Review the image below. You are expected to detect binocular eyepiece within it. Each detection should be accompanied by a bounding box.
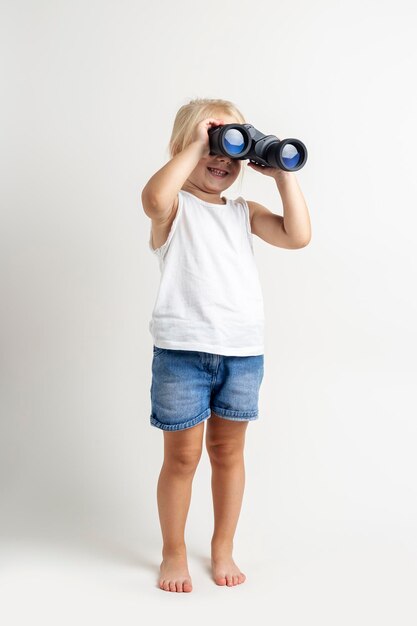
[208,123,308,172]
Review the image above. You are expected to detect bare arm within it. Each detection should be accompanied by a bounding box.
[247,162,311,247]
[275,171,311,244]
[141,117,225,218]
[141,141,205,217]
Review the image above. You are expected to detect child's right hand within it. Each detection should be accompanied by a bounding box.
[192,118,225,156]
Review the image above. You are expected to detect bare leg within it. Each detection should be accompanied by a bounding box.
[205,412,249,586]
[157,421,204,592]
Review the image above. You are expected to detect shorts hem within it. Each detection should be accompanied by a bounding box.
[210,405,259,421]
[150,407,212,431]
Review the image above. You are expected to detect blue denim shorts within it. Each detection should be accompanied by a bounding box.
[150,346,264,431]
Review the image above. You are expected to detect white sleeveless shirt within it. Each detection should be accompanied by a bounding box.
[148,189,264,356]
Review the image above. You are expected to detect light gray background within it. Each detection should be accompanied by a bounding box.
[1,0,416,623]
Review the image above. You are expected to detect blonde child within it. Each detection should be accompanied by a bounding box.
[141,98,311,592]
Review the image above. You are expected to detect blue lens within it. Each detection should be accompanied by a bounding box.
[224,129,246,155]
[282,143,301,169]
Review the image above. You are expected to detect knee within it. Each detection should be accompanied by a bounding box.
[206,441,243,466]
[164,446,202,474]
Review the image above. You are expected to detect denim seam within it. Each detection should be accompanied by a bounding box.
[209,354,220,395]
[210,405,259,418]
[150,407,211,431]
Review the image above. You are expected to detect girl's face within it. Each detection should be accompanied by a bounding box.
[188,114,242,196]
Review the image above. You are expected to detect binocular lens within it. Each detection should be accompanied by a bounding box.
[282,143,302,169]
[224,128,247,155]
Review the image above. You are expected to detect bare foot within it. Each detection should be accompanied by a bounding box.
[159,551,193,592]
[211,548,246,586]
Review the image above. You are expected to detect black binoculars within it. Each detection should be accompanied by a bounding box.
[208,123,308,172]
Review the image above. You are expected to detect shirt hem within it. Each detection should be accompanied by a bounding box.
[152,339,264,356]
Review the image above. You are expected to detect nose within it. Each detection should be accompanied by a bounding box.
[216,155,233,166]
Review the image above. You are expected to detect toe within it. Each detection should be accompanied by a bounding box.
[226,575,233,586]
[169,581,176,592]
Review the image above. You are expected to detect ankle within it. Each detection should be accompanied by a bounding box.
[211,538,234,553]
[162,542,187,558]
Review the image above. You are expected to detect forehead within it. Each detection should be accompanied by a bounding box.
[214,112,240,125]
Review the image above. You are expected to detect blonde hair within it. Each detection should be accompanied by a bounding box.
[168,97,247,193]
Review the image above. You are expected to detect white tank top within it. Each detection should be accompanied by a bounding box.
[148,189,264,356]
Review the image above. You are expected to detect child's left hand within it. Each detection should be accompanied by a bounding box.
[247,161,291,181]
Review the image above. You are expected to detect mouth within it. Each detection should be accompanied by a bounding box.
[207,167,229,178]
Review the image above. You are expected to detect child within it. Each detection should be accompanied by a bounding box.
[141,98,311,592]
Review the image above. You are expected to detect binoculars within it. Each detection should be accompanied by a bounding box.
[208,123,308,172]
